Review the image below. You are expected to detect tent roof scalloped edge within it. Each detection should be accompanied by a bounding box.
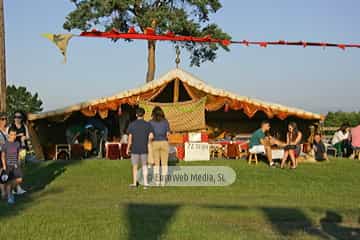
[28,68,324,121]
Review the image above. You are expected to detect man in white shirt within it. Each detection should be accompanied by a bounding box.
[331,124,350,156]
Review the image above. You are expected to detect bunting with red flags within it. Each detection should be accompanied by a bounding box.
[42,27,360,62]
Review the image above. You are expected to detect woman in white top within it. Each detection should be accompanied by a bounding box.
[331,124,350,156]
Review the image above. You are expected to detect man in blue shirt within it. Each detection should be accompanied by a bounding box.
[249,120,275,167]
[126,108,154,188]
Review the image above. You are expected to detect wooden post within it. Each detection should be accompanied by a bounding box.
[0,0,6,112]
[173,78,180,102]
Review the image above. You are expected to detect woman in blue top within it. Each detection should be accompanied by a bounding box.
[149,106,170,186]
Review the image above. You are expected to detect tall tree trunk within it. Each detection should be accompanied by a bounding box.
[146,40,156,82]
[0,0,6,112]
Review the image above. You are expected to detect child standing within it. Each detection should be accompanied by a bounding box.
[1,127,23,204]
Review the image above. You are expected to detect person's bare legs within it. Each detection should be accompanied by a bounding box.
[289,150,297,168]
[152,142,161,186]
[142,164,148,186]
[131,165,138,186]
[265,145,273,165]
[281,151,289,168]
[160,142,169,186]
[6,181,15,200]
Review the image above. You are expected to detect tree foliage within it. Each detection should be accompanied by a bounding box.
[6,85,43,118]
[63,0,231,67]
[324,111,360,127]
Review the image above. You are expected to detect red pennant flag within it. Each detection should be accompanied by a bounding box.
[260,42,268,48]
[128,26,136,34]
[338,44,346,50]
[145,27,155,35]
[110,28,120,34]
[166,31,175,37]
[221,39,231,46]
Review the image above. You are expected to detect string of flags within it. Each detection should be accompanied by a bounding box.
[42,27,360,63]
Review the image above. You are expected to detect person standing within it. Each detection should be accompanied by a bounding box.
[0,112,7,199]
[281,122,302,169]
[1,127,23,204]
[331,123,350,157]
[118,105,130,139]
[7,111,27,194]
[8,111,29,149]
[149,106,170,186]
[126,108,153,189]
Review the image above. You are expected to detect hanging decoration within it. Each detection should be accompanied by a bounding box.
[42,33,73,63]
[42,28,360,62]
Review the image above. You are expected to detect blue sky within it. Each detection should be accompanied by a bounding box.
[5,0,360,113]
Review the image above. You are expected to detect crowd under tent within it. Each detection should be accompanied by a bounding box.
[27,68,324,160]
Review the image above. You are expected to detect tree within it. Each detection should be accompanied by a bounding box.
[324,111,360,127]
[6,85,43,118]
[63,0,231,82]
[0,0,7,112]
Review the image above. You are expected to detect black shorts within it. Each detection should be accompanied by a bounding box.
[284,145,297,150]
[6,166,23,181]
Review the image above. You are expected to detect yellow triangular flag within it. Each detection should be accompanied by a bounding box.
[42,33,73,63]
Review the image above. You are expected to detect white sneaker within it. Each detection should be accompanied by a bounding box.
[16,186,26,195]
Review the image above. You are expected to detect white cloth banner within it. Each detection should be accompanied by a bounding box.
[184,142,210,161]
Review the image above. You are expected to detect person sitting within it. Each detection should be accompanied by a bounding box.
[281,122,302,169]
[87,118,109,157]
[331,123,350,157]
[313,133,328,161]
[350,124,360,159]
[249,120,275,167]
[65,124,84,144]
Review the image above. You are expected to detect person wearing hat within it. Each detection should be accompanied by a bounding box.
[0,112,8,199]
[7,111,29,149]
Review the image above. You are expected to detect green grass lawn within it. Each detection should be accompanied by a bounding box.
[0,158,359,240]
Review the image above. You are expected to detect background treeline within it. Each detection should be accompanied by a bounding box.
[324,111,360,127]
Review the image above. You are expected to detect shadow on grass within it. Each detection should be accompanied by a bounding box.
[125,203,358,239]
[207,205,359,239]
[0,160,80,220]
[261,207,329,239]
[320,211,360,240]
[126,203,179,240]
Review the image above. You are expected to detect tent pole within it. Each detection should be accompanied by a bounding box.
[173,78,180,102]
